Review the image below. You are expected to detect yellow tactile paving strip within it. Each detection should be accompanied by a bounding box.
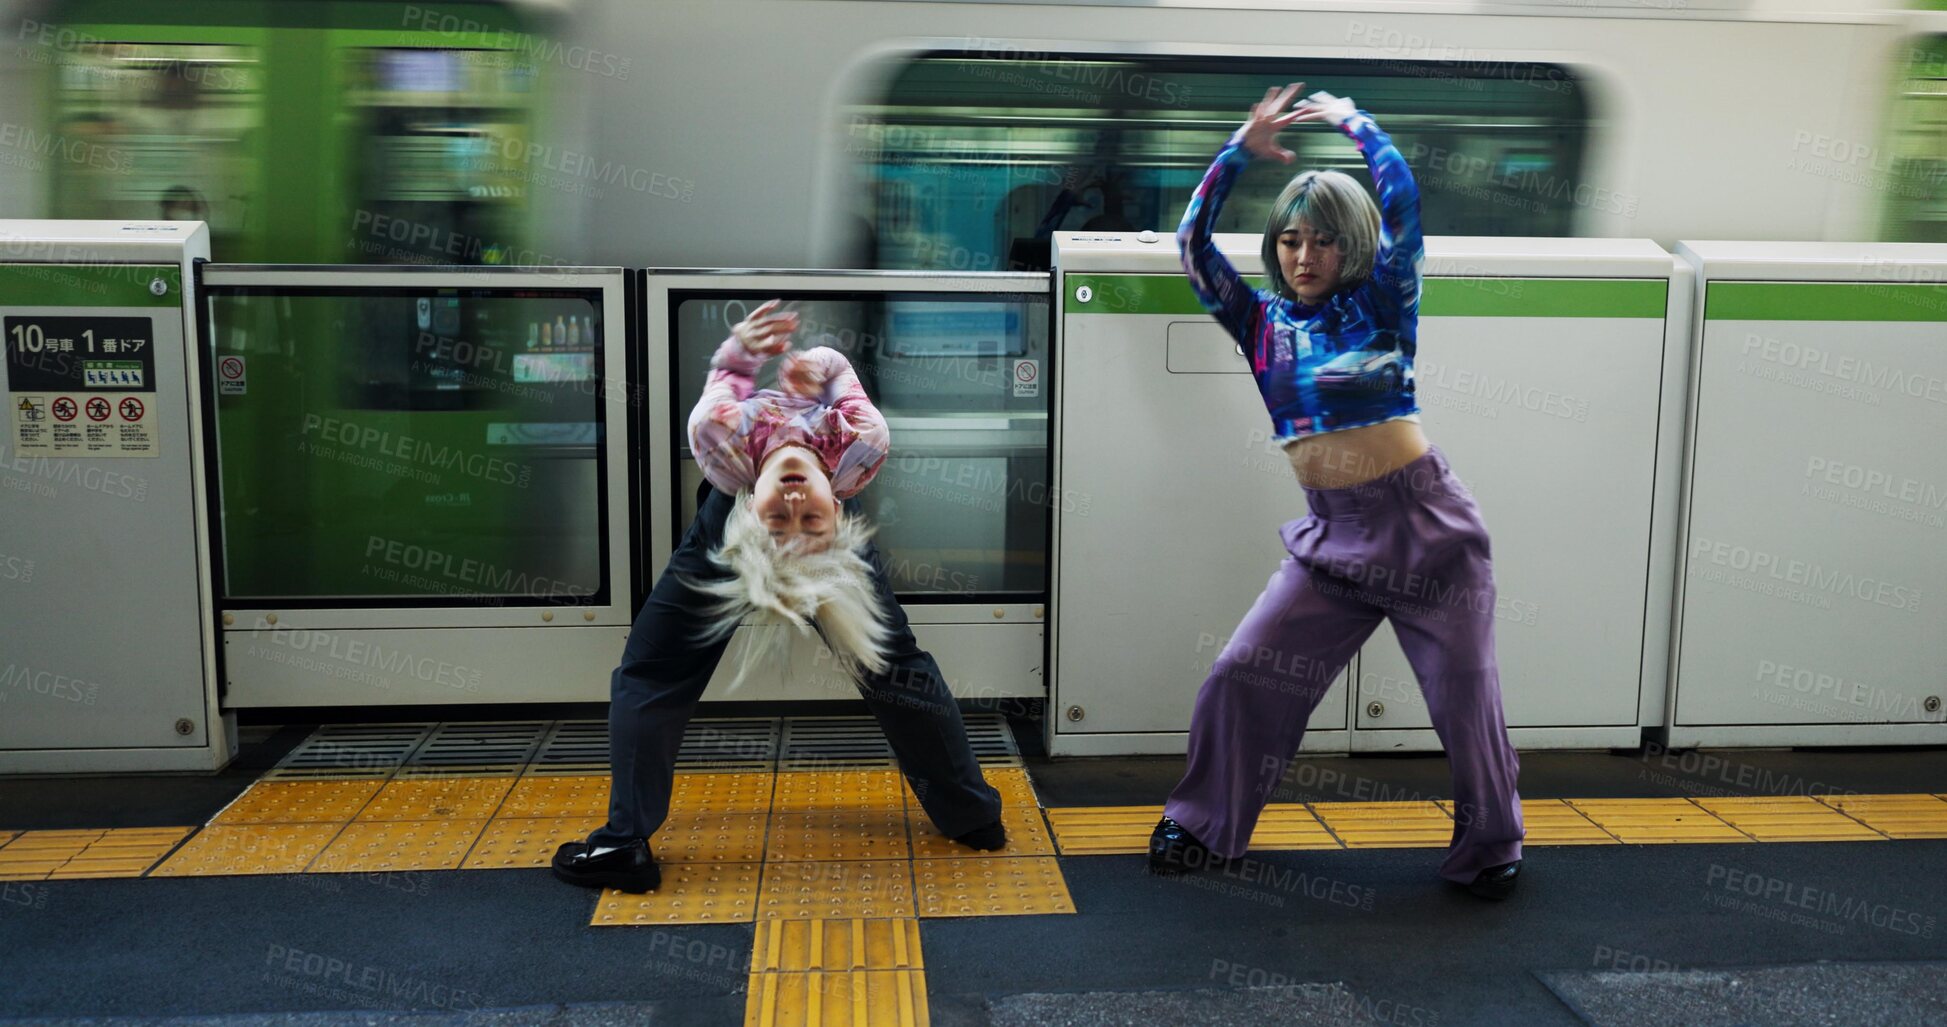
[1816,793,1947,838]
[309,819,491,873]
[913,857,1075,918]
[765,811,911,863]
[355,777,515,822]
[497,775,610,818]
[463,815,605,870]
[1692,795,1887,842]
[773,770,904,811]
[211,780,385,824]
[1313,801,1456,847]
[1459,798,1619,846]
[595,862,763,924]
[752,918,924,972]
[745,919,931,1026]
[1564,798,1752,844]
[0,827,194,880]
[151,824,345,877]
[744,968,928,1027]
[758,860,916,920]
[1041,794,1924,854]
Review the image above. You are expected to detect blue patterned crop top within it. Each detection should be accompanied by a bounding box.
[1177,108,1425,442]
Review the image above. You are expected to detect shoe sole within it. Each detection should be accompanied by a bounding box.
[551,864,660,894]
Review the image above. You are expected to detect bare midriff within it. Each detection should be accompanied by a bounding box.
[1283,417,1431,490]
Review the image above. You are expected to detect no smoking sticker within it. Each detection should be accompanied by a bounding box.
[1012,358,1040,398]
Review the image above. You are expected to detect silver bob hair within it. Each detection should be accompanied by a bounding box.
[691,490,893,686]
[1259,169,1382,301]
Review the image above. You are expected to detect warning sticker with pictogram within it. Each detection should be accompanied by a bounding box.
[217,354,246,396]
[1012,358,1040,398]
[7,313,161,458]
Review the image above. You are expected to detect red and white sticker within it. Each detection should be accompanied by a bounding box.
[218,355,246,395]
[1012,358,1040,398]
[10,391,157,458]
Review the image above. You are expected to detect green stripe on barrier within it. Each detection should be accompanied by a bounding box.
[0,265,181,307]
[1063,274,1665,317]
[1704,282,1947,322]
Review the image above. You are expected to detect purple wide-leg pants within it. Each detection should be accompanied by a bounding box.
[1163,446,1524,883]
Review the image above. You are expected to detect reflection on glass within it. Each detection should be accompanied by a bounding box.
[209,287,606,603]
[48,43,262,253]
[342,48,536,264]
[1883,37,1947,242]
[843,53,1589,271]
[672,291,1050,597]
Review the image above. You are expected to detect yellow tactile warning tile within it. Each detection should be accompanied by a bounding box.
[1692,796,1886,842]
[1311,801,1454,848]
[654,813,770,864]
[904,767,1040,811]
[463,815,604,869]
[907,809,1056,859]
[1431,798,1618,846]
[750,918,924,973]
[758,860,915,920]
[1043,806,1163,855]
[592,862,762,925]
[1817,794,1947,839]
[354,777,515,822]
[0,830,102,878]
[0,827,198,880]
[308,818,490,873]
[150,824,345,876]
[1565,798,1750,844]
[743,969,928,1027]
[1248,806,1342,850]
[913,856,1076,918]
[49,827,196,879]
[765,811,910,862]
[670,772,776,814]
[211,780,384,825]
[772,770,905,812]
[498,775,610,818]
[1,831,98,879]
[983,767,1041,808]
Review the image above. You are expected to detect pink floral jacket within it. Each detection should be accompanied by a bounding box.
[687,336,890,499]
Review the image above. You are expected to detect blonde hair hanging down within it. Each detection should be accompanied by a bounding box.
[691,490,894,690]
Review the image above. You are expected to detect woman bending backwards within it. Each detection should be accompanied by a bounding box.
[554,300,1005,893]
[1149,84,1525,899]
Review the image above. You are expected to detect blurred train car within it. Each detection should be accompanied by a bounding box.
[0,0,1941,270]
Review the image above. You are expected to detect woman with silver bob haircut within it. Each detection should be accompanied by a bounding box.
[691,481,891,682]
[551,300,1007,896]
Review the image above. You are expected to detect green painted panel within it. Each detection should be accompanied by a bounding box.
[1063,274,1667,318]
[1704,282,1947,322]
[0,264,180,307]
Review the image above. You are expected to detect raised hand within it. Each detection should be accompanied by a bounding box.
[1289,90,1357,129]
[730,298,799,357]
[1238,82,1308,164]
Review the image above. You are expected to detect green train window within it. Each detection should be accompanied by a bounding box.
[844,51,1591,272]
[1882,36,1946,242]
[47,43,264,256]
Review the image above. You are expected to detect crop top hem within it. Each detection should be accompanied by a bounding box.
[1275,409,1422,448]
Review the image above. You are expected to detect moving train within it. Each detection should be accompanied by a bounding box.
[0,0,1941,271]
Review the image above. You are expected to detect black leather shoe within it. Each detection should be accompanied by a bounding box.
[1463,860,1520,900]
[953,821,1007,851]
[552,839,659,893]
[1148,816,1223,875]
